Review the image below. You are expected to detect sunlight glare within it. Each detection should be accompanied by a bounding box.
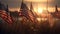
[38,8,43,14]
[37,18,41,22]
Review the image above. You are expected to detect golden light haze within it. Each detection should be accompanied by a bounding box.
[9,0,60,14]
[9,8,20,12]
[9,7,60,12]
[25,0,53,2]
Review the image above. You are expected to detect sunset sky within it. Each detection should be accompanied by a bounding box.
[1,0,60,12]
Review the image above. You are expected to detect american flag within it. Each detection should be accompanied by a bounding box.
[0,10,14,24]
[20,1,33,22]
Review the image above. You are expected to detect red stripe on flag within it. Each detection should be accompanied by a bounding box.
[0,11,14,24]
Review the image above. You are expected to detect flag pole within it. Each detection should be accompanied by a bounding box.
[46,0,48,21]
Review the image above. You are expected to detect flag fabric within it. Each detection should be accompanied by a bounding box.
[20,1,33,22]
[50,5,60,19]
[29,2,38,23]
[20,1,38,23]
[0,10,14,24]
[30,2,35,19]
